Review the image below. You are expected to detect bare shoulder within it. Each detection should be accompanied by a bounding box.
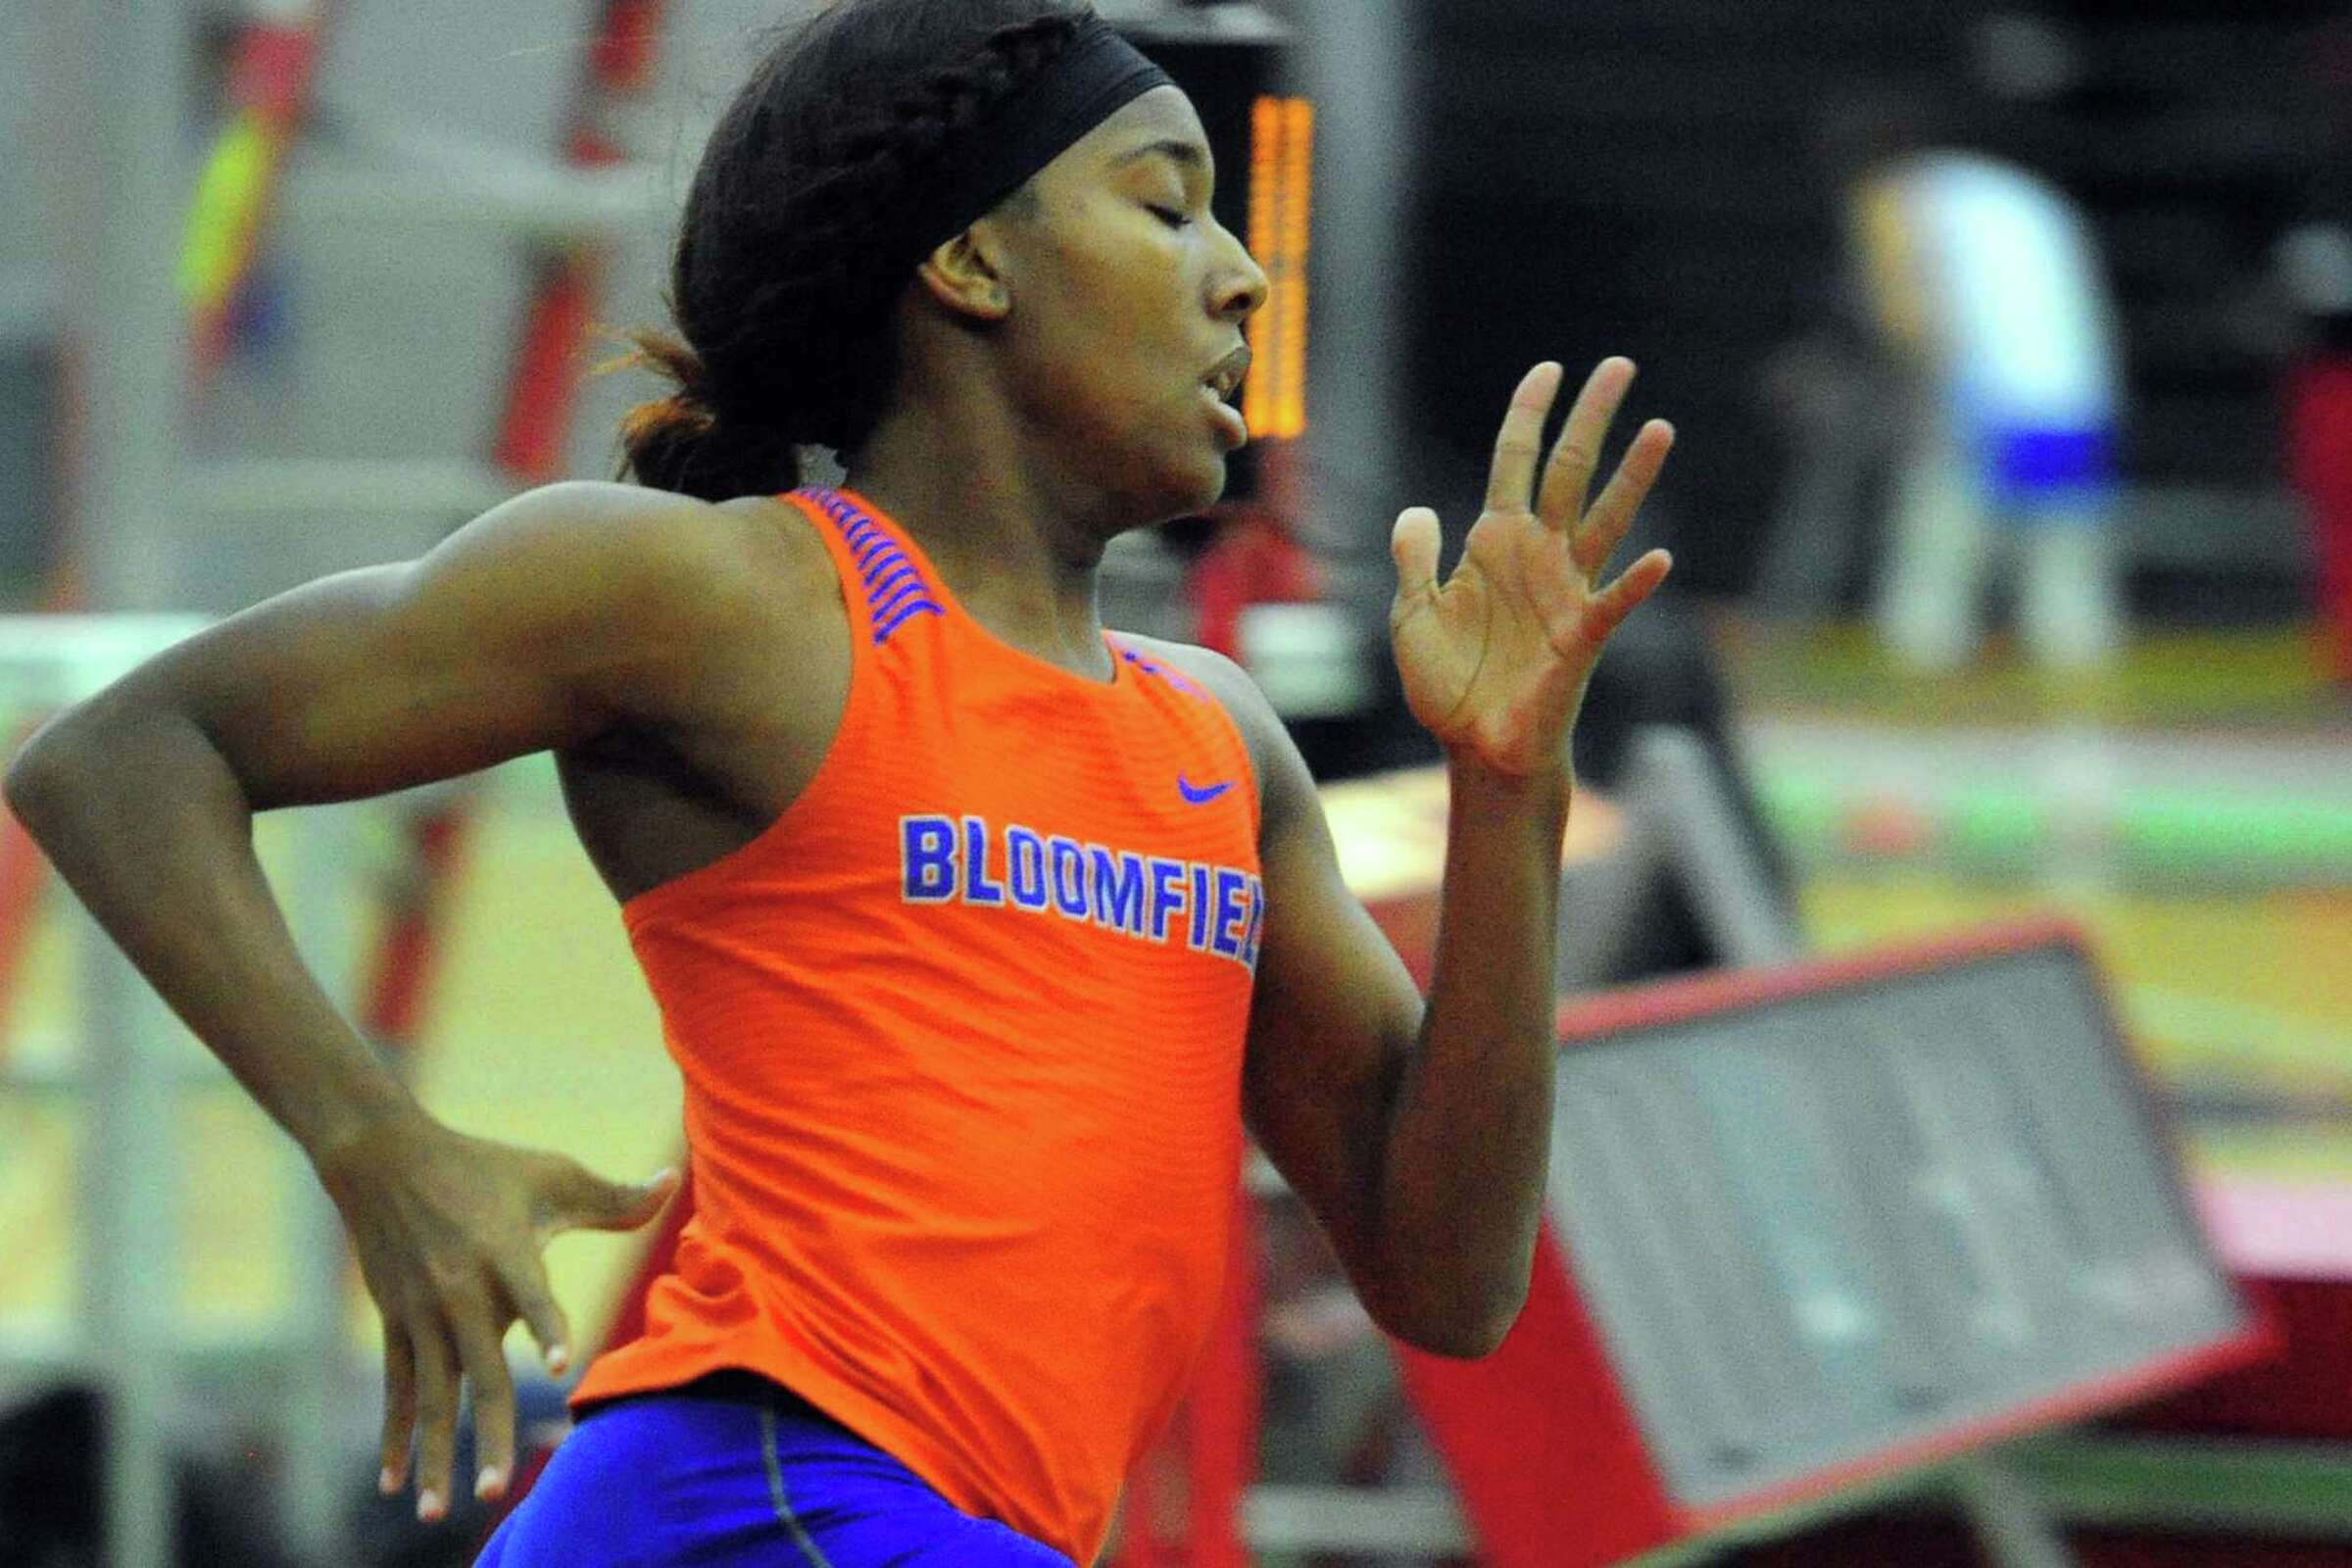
[402,480,848,745]
[1121,635,1315,835]
[35,482,849,811]
[447,480,836,627]
[1123,635,1275,737]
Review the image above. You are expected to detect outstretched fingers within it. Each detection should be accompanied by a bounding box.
[455,1298,516,1501]
[378,1324,416,1495]
[1391,507,1444,609]
[1577,548,1676,647]
[1537,358,1637,530]
[500,1257,573,1377]
[1573,418,1675,579]
[540,1159,677,1237]
[410,1323,461,1522]
[1484,363,1565,516]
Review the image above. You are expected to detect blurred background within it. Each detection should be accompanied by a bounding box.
[1,0,2349,1564]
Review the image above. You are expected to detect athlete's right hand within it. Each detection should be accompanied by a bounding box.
[314,1113,678,1523]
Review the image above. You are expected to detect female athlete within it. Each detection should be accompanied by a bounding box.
[6,1,1673,1562]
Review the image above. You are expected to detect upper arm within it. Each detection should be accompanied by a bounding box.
[48,481,784,809]
[1156,644,1425,1279]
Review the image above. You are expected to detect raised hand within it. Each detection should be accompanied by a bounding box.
[1390,359,1675,776]
[316,1119,677,1522]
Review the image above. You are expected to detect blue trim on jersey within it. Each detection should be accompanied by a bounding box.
[475,1385,1075,1566]
[1110,639,1208,699]
[859,546,911,586]
[873,598,948,643]
[800,487,947,645]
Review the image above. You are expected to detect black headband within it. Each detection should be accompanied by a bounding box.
[918,15,1175,255]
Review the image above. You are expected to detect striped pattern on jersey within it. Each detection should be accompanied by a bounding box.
[572,486,1263,1565]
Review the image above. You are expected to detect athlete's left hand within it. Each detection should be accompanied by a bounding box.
[1390,358,1674,777]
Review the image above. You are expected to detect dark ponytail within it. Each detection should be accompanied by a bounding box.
[614,328,804,500]
[616,0,1090,501]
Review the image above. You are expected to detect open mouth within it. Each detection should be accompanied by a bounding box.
[1204,346,1251,404]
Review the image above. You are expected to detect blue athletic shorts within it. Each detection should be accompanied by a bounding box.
[476,1375,1077,1566]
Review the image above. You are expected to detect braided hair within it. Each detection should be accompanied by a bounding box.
[618,0,1090,501]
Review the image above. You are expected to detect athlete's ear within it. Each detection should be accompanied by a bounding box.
[914,220,1014,324]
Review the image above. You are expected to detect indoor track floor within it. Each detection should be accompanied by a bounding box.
[1729,618,2352,1186]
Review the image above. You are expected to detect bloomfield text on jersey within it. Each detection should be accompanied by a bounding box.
[900,813,1265,971]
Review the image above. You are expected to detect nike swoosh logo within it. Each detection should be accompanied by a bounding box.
[1178,775,1234,806]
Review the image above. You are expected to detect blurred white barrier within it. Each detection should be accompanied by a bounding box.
[0,612,365,1567]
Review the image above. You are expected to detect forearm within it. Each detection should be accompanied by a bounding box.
[1373,757,1567,1354]
[7,704,424,1164]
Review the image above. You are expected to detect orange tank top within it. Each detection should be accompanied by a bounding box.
[570,486,1263,1562]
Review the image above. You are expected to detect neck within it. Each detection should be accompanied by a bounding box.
[843,381,1132,681]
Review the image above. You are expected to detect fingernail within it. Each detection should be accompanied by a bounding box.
[417,1490,444,1522]
[545,1345,570,1375]
[476,1466,505,1499]
[378,1467,398,1495]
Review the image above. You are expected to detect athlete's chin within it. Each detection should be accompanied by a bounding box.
[1156,446,1231,517]
[1104,464,1225,533]
[1181,452,1231,512]
[1091,431,1233,530]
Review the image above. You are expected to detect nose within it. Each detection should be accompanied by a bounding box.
[1212,220,1270,322]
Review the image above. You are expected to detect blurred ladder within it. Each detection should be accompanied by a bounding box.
[46,0,681,1562]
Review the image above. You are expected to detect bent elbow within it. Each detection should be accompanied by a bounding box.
[5,723,78,826]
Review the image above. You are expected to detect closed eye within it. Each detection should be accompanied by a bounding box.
[1148,205,1194,230]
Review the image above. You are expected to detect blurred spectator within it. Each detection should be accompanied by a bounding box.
[1855,127,2126,671]
[1781,91,2128,673]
